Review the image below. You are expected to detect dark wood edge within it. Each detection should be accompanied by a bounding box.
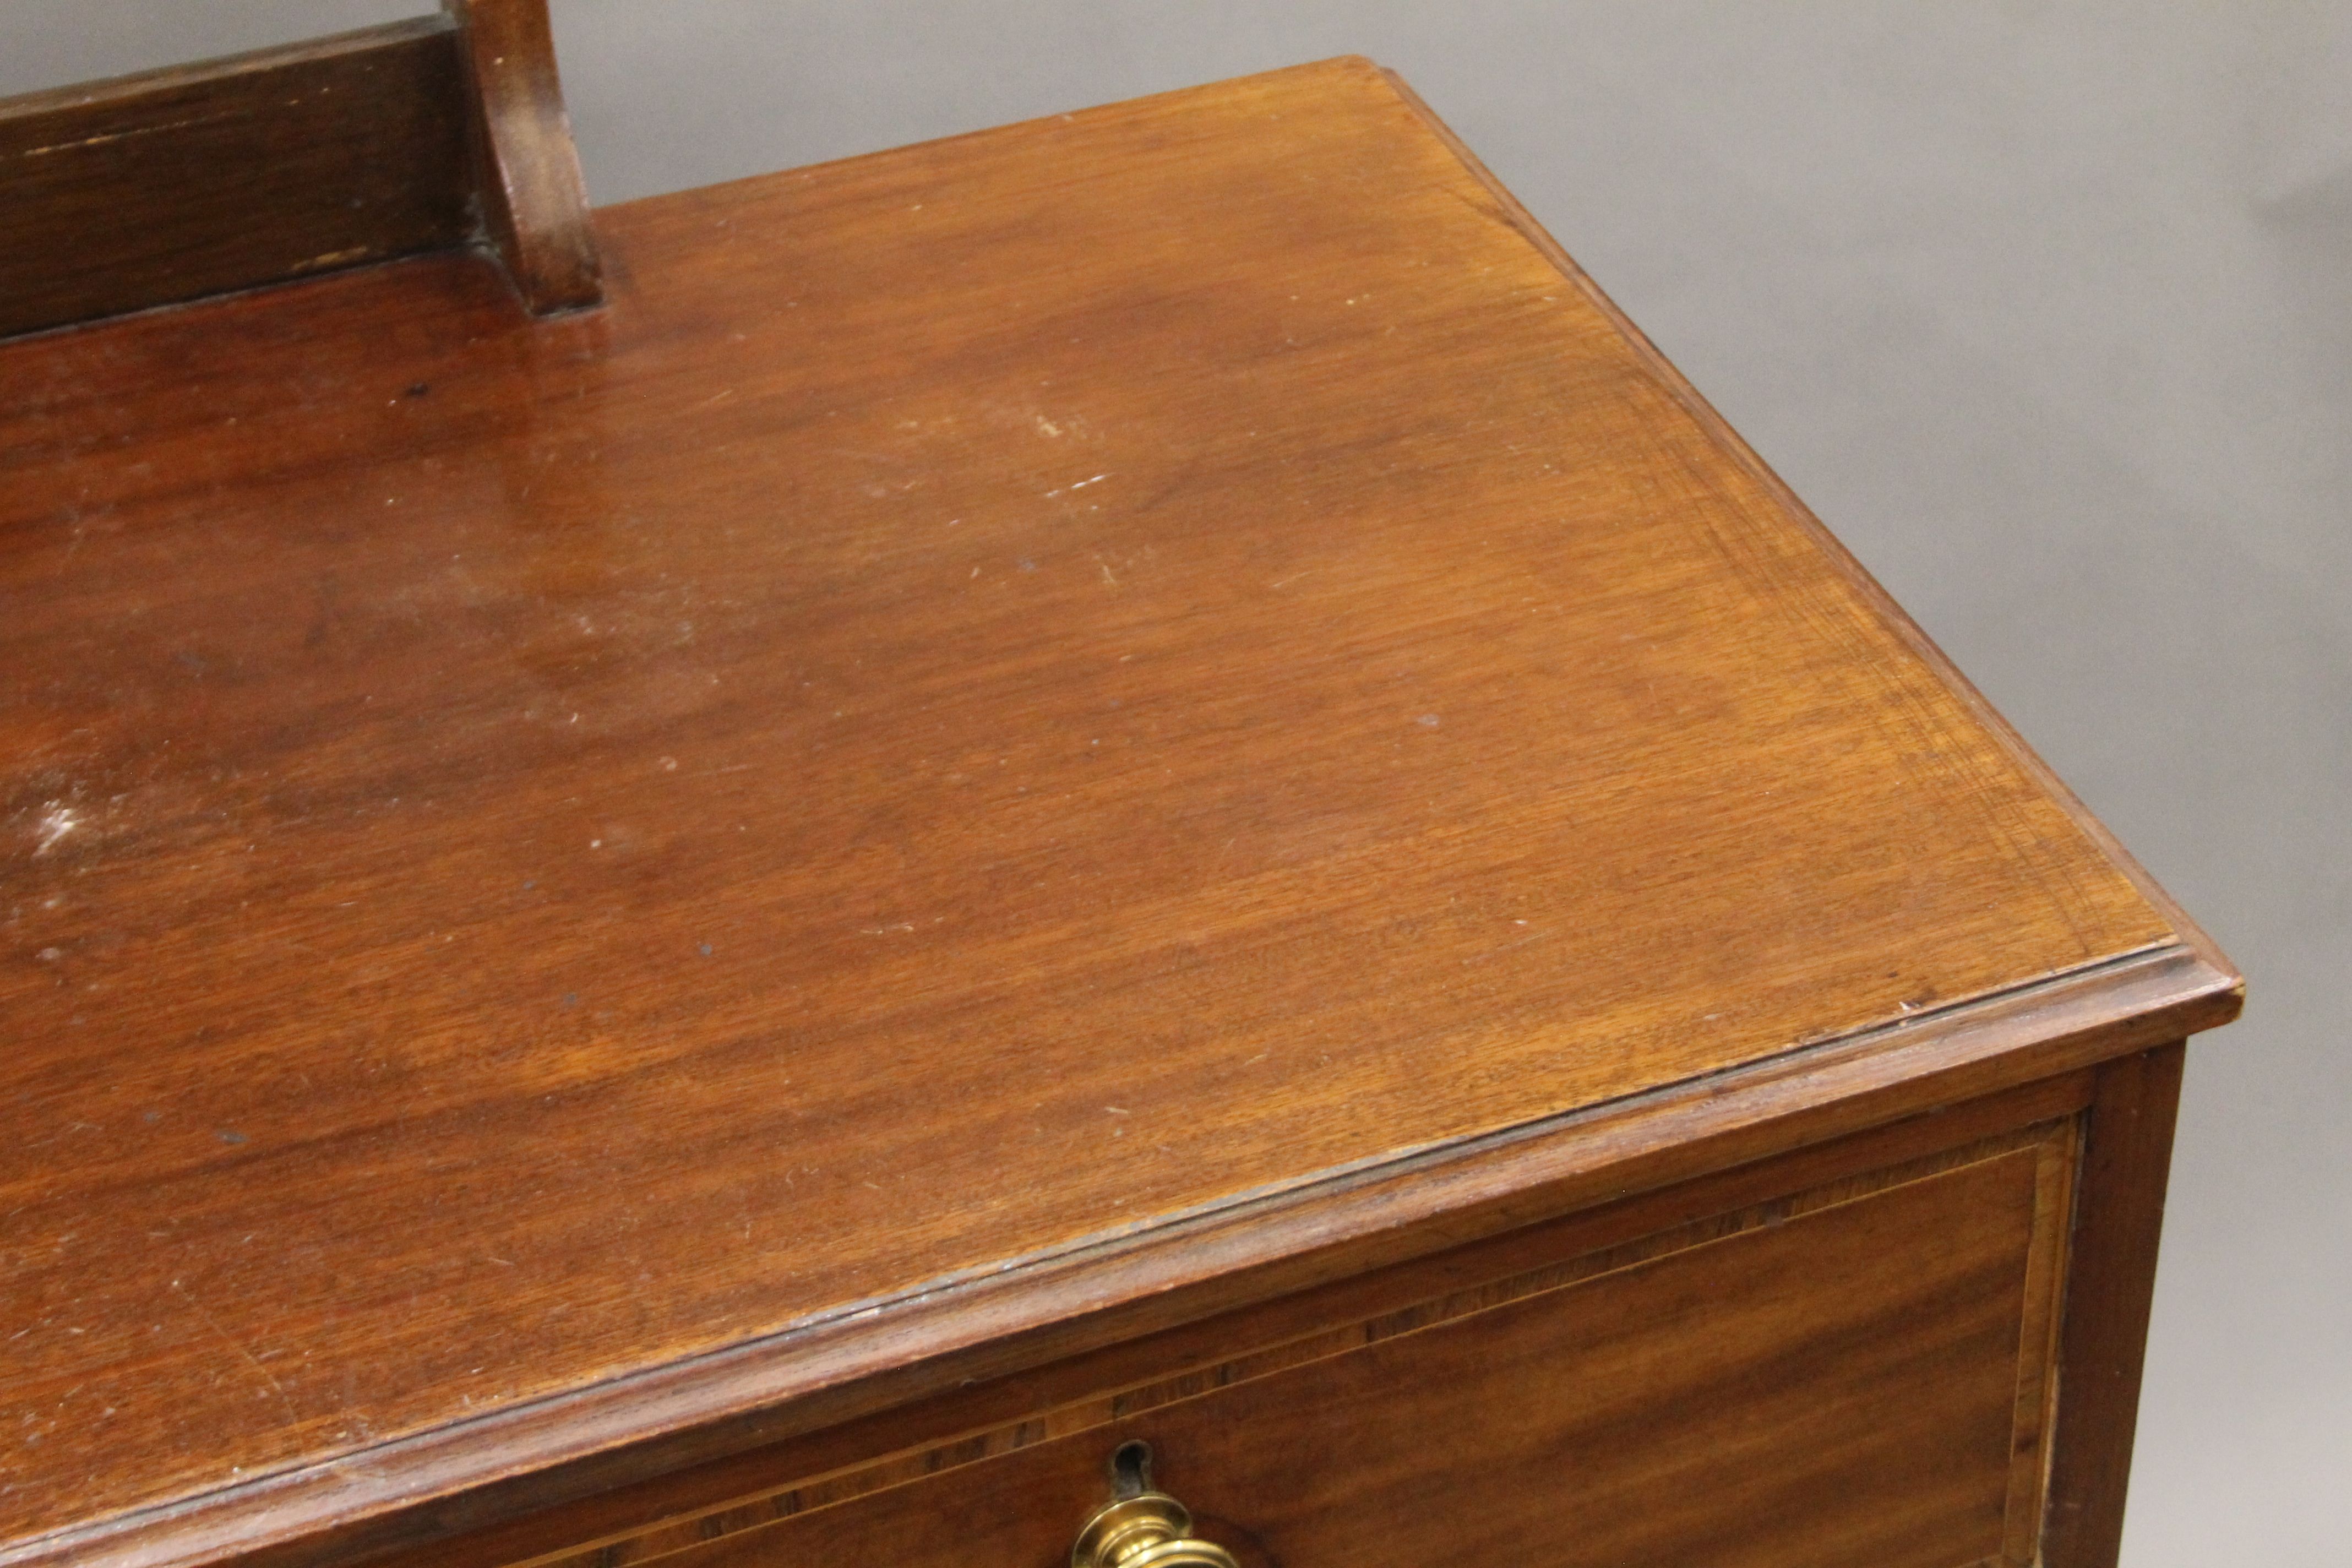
[1373,65,2243,988]
[444,0,604,314]
[2040,1041,2187,1567]
[0,19,471,341]
[0,17,456,118]
[0,941,2235,1568]
[0,3,600,340]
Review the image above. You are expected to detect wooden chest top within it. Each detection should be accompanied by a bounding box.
[0,56,2232,1564]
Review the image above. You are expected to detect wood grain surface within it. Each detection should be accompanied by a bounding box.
[639,1135,2068,1568]
[0,57,2232,1567]
[0,19,472,340]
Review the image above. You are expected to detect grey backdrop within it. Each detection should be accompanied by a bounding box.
[6,4,2344,1564]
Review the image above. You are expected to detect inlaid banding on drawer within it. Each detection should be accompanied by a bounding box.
[520,1120,2075,1568]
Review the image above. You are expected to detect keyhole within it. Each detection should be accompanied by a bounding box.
[1110,1439,1153,1498]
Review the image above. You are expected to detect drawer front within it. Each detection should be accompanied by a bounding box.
[601,1127,2071,1568]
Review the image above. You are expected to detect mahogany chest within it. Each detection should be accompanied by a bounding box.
[1,32,2239,1568]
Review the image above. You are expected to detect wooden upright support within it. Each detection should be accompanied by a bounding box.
[445,0,604,314]
[0,0,600,339]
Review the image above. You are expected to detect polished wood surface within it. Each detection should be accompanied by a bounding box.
[0,57,2235,1568]
[446,0,604,313]
[0,19,471,339]
[637,1131,2071,1568]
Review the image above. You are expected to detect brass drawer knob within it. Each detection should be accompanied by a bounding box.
[1070,1491,1240,1568]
